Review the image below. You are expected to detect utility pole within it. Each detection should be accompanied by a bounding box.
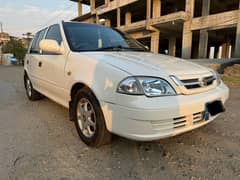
[0,22,3,65]
[0,22,3,33]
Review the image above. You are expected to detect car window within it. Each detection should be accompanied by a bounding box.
[30,28,47,54]
[45,24,62,45]
[30,32,39,53]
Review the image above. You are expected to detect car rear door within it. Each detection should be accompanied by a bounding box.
[26,28,47,91]
[25,31,39,78]
[40,24,68,106]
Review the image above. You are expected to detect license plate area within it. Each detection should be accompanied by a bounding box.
[206,100,225,117]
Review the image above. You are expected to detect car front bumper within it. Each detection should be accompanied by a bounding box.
[100,82,229,141]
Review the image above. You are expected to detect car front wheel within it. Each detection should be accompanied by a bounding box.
[73,88,111,147]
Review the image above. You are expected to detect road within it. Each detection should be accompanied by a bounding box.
[0,66,240,180]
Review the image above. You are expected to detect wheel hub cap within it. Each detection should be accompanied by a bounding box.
[77,98,96,138]
[27,79,32,97]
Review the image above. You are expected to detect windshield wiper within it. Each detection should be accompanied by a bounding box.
[94,45,146,52]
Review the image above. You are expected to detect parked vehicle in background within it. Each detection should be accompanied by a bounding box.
[24,22,229,147]
[2,53,17,65]
[9,55,17,64]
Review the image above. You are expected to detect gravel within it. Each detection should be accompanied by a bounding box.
[0,66,240,180]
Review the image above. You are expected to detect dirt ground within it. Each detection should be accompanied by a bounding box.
[224,64,240,76]
[0,66,240,180]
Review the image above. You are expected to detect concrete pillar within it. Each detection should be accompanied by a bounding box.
[90,0,95,12]
[169,37,176,56]
[226,41,232,58]
[182,0,194,59]
[125,11,132,25]
[147,0,151,20]
[96,15,99,24]
[235,10,240,57]
[182,21,193,59]
[78,0,83,16]
[222,42,232,59]
[209,46,215,59]
[221,43,228,58]
[117,8,121,27]
[202,0,210,16]
[198,30,208,58]
[197,0,210,58]
[185,0,195,17]
[152,0,161,18]
[151,32,160,54]
[105,19,111,27]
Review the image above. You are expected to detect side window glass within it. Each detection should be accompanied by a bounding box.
[45,24,62,45]
[30,32,39,53]
[30,28,47,54]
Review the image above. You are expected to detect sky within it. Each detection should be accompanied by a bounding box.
[0,0,89,37]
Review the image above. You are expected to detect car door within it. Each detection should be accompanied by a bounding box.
[40,24,68,106]
[25,31,39,79]
[26,28,47,91]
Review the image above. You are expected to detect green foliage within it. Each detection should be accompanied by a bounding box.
[2,38,27,64]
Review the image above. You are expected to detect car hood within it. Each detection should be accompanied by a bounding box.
[87,52,211,77]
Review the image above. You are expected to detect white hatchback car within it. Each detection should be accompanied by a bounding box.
[24,22,229,147]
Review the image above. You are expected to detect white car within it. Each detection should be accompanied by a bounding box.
[24,22,229,147]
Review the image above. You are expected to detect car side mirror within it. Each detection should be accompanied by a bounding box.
[39,39,63,54]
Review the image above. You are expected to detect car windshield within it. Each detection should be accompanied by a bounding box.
[63,22,148,52]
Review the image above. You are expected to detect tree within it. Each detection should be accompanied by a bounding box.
[2,38,27,65]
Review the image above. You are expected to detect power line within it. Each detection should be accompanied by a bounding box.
[31,3,75,34]
[42,4,75,27]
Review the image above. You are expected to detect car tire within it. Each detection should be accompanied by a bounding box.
[73,88,111,147]
[24,74,43,101]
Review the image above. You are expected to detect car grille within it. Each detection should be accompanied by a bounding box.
[181,76,216,89]
[193,112,204,124]
[151,111,205,131]
[173,116,187,129]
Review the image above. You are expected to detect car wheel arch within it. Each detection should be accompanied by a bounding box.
[69,82,102,122]
[70,82,100,106]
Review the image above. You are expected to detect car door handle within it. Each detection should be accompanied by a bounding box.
[38,61,42,67]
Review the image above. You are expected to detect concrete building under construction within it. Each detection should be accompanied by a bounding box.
[70,0,240,59]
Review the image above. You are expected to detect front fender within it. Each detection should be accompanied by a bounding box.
[66,53,129,103]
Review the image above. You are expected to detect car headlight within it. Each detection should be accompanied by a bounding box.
[117,77,176,97]
[117,77,143,95]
